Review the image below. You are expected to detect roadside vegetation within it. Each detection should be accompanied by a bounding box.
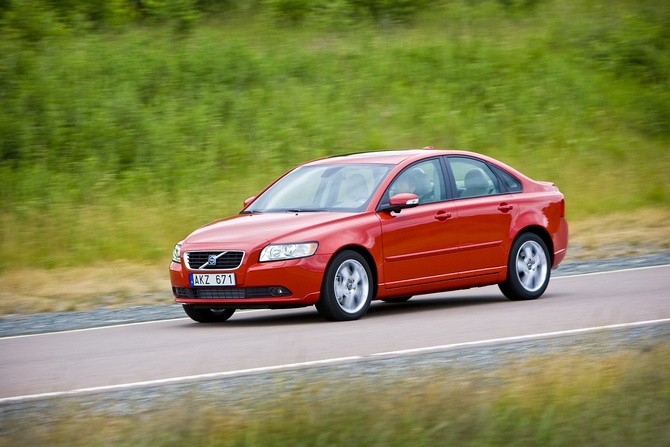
[0,0,668,313]
[2,340,669,446]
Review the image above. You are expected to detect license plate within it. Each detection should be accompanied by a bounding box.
[189,273,236,287]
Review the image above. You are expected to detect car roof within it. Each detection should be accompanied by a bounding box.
[306,148,490,166]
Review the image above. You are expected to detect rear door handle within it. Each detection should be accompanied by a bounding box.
[498,203,514,212]
[435,211,452,221]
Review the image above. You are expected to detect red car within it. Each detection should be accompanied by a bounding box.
[170,149,568,322]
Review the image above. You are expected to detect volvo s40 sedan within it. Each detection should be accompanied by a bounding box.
[170,148,568,322]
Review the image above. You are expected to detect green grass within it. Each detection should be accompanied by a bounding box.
[1,0,669,270]
[2,341,669,446]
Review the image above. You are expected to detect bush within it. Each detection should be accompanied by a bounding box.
[0,0,69,42]
[0,0,206,35]
[263,0,428,26]
[349,0,429,23]
[586,12,670,85]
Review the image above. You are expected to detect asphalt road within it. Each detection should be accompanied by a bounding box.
[1,265,669,401]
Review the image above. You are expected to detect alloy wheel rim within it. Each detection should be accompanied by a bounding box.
[334,259,369,314]
[515,240,548,293]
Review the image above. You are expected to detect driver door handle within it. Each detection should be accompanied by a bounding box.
[435,211,452,221]
[498,203,514,213]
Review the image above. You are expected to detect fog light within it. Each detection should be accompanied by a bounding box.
[270,287,291,297]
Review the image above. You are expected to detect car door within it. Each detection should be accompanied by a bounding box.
[446,156,518,276]
[378,158,459,289]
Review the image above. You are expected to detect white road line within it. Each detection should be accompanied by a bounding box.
[553,263,670,279]
[2,317,669,405]
[0,309,266,340]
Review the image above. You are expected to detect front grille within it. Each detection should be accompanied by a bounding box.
[185,251,244,270]
[173,287,290,299]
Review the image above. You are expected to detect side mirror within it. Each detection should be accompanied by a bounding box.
[382,193,419,213]
[243,196,256,207]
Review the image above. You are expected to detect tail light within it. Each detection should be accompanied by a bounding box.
[560,199,566,217]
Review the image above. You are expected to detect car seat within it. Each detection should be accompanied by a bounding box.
[461,169,490,197]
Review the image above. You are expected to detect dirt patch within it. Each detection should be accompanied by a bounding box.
[1,208,668,316]
[568,208,670,259]
[0,262,172,315]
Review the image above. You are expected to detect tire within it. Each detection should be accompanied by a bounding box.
[183,305,236,323]
[316,250,373,321]
[381,296,412,303]
[499,233,550,301]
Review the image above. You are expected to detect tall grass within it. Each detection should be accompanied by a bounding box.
[2,342,669,446]
[1,0,668,270]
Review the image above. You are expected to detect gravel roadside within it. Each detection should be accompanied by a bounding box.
[1,253,669,338]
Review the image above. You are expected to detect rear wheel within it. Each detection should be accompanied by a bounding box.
[316,250,373,321]
[183,305,236,323]
[499,233,550,301]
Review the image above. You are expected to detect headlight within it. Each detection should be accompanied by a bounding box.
[259,242,318,262]
[172,243,182,263]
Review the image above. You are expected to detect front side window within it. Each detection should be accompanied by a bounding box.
[383,158,446,206]
[448,157,501,198]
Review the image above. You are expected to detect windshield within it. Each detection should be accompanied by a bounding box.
[245,164,393,213]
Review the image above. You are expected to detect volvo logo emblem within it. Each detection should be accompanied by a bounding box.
[207,255,217,266]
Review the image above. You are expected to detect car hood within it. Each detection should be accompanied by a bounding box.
[183,212,356,246]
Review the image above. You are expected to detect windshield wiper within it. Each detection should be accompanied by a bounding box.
[286,208,326,213]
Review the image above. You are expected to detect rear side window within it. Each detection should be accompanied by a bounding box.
[491,165,522,193]
[447,157,501,198]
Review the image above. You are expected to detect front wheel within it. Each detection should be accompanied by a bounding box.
[316,250,373,321]
[183,305,236,323]
[499,233,550,301]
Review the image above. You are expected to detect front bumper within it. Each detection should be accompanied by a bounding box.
[170,254,329,308]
